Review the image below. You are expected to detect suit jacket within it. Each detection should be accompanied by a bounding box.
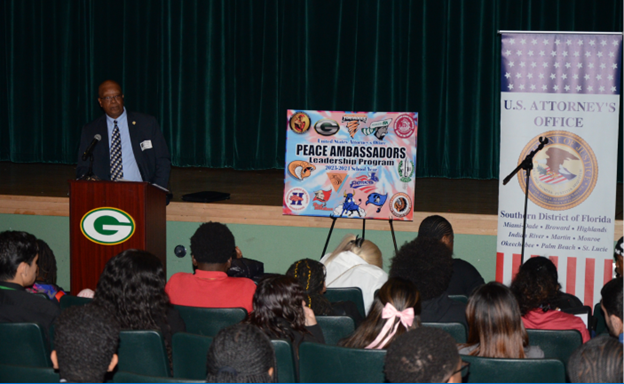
[76,111,171,188]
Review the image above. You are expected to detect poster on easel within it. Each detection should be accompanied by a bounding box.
[283,110,417,221]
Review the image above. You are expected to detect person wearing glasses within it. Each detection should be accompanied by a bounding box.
[75,80,171,189]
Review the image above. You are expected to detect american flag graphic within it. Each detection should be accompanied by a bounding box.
[351,174,377,193]
[537,166,569,184]
[501,33,622,95]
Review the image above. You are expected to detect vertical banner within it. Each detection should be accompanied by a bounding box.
[283,110,417,221]
[497,33,622,307]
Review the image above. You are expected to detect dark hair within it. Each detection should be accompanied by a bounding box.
[389,236,454,300]
[0,231,38,281]
[601,277,623,321]
[418,215,454,242]
[385,327,460,383]
[36,239,57,284]
[206,323,276,383]
[285,259,332,316]
[461,282,528,358]
[614,237,623,262]
[567,335,623,383]
[54,304,120,383]
[191,222,236,264]
[510,256,560,315]
[248,275,309,344]
[340,278,421,349]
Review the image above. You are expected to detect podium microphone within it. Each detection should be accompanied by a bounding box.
[82,134,102,161]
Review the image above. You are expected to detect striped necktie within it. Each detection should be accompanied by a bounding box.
[110,120,124,181]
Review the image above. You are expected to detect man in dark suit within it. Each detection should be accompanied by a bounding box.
[76,80,171,188]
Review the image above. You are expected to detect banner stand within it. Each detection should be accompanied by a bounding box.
[320,217,399,258]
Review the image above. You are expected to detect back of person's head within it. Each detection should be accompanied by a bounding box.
[326,234,383,268]
[52,304,120,383]
[601,277,623,337]
[36,239,58,284]
[389,236,454,301]
[206,323,276,383]
[418,215,454,248]
[614,237,623,277]
[286,258,332,316]
[385,327,462,383]
[191,222,236,264]
[567,335,623,383]
[340,278,421,349]
[464,282,528,358]
[510,256,559,315]
[248,275,307,341]
[0,230,38,282]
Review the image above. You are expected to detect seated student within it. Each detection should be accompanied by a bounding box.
[321,234,388,315]
[567,334,623,383]
[389,236,468,329]
[600,277,623,342]
[340,278,420,350]
[511,256,589,342]
[26,239,66,302]
[206,323,276,383]
[0,231,60,335]
[166,222,256,313]
[52,304,120,383]
[459,282,543,358]
[417,215,484,297]
[286,258,363,326]
[614,237,623,278]
[385,327,464,383]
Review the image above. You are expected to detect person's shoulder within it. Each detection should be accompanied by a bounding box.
[127,111,158,125]
[227,276,256,289]
[167,272,193,283]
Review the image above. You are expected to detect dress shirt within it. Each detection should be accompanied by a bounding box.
[105,108,142,182]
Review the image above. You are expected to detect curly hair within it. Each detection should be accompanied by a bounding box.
[0,231,38,281]
[510,256,560,315]
[191,222,236,264]
[36,239,57,284]
[206,323,276,383]
[568,335,623,383]
[54,304,120,383]
[248,275,309,345]
[388,236,454,301]
[286,259,333,316]
[340,278,421,350]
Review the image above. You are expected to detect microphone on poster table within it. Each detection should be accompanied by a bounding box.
[81,134,102,161]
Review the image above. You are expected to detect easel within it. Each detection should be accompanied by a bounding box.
[320,215,399,258]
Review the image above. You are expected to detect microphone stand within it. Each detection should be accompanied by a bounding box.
[78,153,99,181]
[502,136,549,264]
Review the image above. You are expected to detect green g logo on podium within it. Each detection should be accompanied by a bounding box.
[80,207,136,245]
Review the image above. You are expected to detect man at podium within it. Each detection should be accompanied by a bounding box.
[76,80,171,189]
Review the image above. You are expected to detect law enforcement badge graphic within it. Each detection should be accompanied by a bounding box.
[517,130,597,211]
[397,159,414,182]
[389,192,412,218]
[289,112,311,134]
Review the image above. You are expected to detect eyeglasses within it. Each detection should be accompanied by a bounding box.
[452,360,470,378]
[100,94,123,102]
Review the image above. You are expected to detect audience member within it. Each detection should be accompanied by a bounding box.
[286,258,363,326]
[26,239,66,302]
[92,249,185,359]
[511,256,589,342]
[614,237,623,278]
[166,222,256,313]
[600,277,623,342]
[532,256,583,310]
[51,304,120,383]
[340,278,420,350]
[321,234,388,315]
[459,282,543,358]
[567,334,623,383]
[227,245,265,282]
[385,327,464,383]
[389,236,467,329]
[0,231,60,335]
[206,323,276,383]
[417,215,484,297]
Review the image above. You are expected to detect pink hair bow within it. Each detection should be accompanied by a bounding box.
[365,303,414,350]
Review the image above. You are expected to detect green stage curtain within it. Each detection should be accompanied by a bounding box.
[1,0,622,179]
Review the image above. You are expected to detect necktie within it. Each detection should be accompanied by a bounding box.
[110,120,124,181]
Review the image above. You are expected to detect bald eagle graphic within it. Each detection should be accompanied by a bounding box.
[536,147,579,184]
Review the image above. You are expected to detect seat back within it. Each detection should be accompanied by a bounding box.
[526,329,582,367]
[449,295,469,304]
[173,305,247,337]
[172,333,212,379]
[298,342,386,383]
[422,322,467,343]
[0,323,51,367]
[325,287,366,318]
[0,364,59,383]
[271,339,297,383]
[593,303,608,335]
[59,295,92,310]
[316,316,355,345]
[118,330,170,377]
[462,355,565,383]
[113,371,204,383]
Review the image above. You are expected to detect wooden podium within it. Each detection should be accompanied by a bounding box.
[69,180,167,294]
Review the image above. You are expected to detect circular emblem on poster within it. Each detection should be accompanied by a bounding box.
[517,130,598,211]
[393,114,416,139]
[314,118,340,136]
[289,112,311,134]
[80,207,136,245]
[285,187,310,211]
[389,192,412,218]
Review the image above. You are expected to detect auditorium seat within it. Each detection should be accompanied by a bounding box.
[316,316,355,345]
[298,342,386,383]
[59,295,92,310]
[422,322,467,343]
[461,355,565,383]
[271,339,297,383]
[173,305,247,337]
[526,329,582,368]
[325,287,366,318]
[0,364,59,383]
[172,333,212,380]
[0,323,51,367]
[113,371,204,383]
[593,303,608,335]
[118,330,170,377]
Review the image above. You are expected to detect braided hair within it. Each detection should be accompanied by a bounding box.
[206,323,276,383]
[286,259,333,316]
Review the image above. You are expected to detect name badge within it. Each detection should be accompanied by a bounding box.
[140,140,153,151]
